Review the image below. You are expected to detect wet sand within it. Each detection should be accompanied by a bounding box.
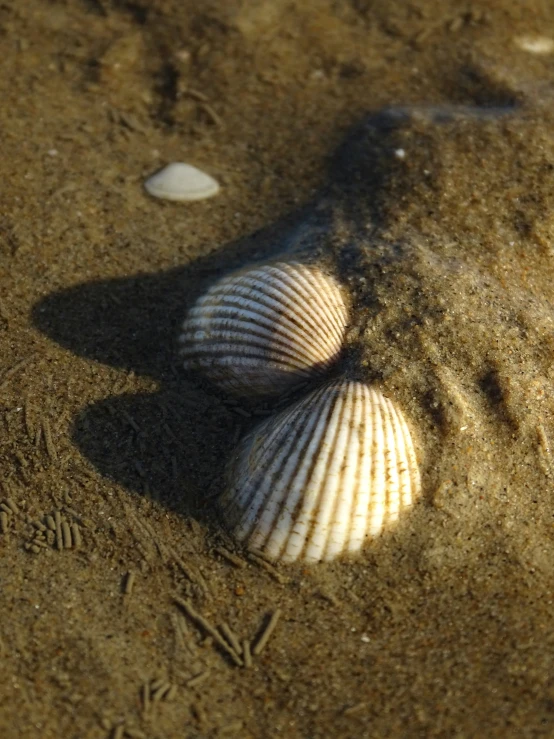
[2,1,554,737]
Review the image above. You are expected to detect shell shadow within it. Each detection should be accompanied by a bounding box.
[32,206,321,521]
[71,388,238,520]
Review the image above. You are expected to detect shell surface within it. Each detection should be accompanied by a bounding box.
[179,262,348,396]
[144,162,220,202]
[220,379,421,563]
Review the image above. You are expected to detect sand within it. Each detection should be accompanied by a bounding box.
[2,1,554,737]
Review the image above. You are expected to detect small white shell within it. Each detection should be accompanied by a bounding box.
[179,262,348,396]
[144,162,220,202]
[220,380,421,563]
[514,35,554,55]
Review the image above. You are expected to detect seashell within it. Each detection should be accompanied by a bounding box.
[179,262,348,396]
[514,35,554,55]
[220,379,421,563]
[144,162,220,202]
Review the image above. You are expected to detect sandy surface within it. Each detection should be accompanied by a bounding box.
[2,1,554,737]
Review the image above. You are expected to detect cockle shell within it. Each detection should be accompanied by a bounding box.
[220,379,421,563]
[144,162,220,202]
[179,262,348,396]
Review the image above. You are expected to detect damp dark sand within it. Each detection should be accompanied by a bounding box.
[2,1,554,737]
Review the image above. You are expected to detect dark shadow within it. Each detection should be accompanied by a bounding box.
[112,0,150,24]
[72,387,239,520]
[32,205,318,520]
[328,102,518,225]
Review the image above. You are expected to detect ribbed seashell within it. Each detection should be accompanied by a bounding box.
[179,262,348,396]
[220,379,421,563]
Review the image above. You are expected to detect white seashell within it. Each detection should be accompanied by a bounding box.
[144,162,220,202]
[514,35,554,55]
[220,379,421,563]
[179,262,348,396]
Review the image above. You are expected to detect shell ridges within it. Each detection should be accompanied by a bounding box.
[179,262,348,396]
[221,379,421,563]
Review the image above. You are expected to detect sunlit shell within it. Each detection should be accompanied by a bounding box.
[179,262,348,396]
[220,379,421,563]
[145,162,220,201]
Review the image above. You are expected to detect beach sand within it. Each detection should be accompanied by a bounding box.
[2,1,554,736]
